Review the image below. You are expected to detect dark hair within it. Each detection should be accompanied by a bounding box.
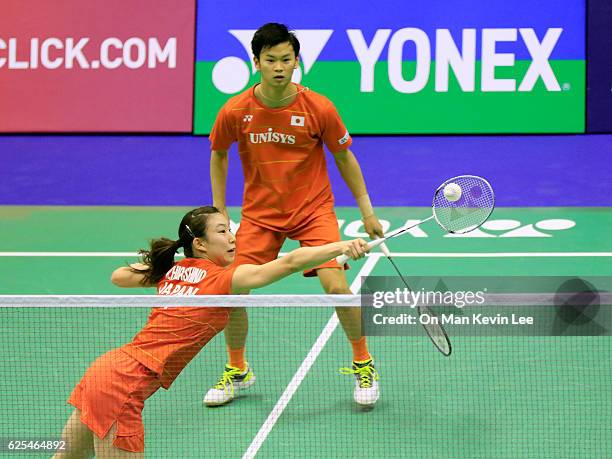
[133,206,220,285]
[251,23,300,60]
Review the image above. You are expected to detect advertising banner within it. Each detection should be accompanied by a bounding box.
[0,0,195,132]
[194,0,585,134]
[587,0,612,132]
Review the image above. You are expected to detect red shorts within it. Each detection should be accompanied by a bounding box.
[236,212,348,277]
[68,348,161,453]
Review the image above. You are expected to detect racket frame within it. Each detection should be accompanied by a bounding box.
[336,175,495,265]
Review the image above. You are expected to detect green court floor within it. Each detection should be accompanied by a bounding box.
[0,206,611,458]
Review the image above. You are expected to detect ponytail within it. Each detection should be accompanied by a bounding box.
[133,238,181,285]
[131,206,220,285]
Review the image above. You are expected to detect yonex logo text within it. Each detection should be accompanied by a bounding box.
[212,27,563,95]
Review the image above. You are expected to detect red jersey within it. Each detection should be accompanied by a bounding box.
[122,258,236,389]
[209,84,353,231]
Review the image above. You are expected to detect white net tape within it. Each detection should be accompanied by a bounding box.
[1,292,610,307]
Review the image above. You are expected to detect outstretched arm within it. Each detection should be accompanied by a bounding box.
[230,239,369,293]
[333,149,384,239]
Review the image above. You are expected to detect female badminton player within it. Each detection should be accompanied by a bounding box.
[53,206,368,457]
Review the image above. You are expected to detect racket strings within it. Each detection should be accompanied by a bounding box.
[433,176,494,233]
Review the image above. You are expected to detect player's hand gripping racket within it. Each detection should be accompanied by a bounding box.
[337,175,495,356]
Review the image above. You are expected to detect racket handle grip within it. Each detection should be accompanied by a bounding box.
[379,241,391,257]
[335,238,387,265]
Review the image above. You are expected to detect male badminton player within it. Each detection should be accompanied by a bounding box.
[208,23,384,407]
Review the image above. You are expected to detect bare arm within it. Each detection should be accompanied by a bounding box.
[230,240,368,293]
[210,149,229,220]
[333,149,384,238]
[333,149,369,199]
[110,263,154,288]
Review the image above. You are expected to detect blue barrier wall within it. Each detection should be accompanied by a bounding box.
[1,135,609,206]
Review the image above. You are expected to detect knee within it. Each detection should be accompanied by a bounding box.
[229,307,247,318]
[325,284,351,295]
